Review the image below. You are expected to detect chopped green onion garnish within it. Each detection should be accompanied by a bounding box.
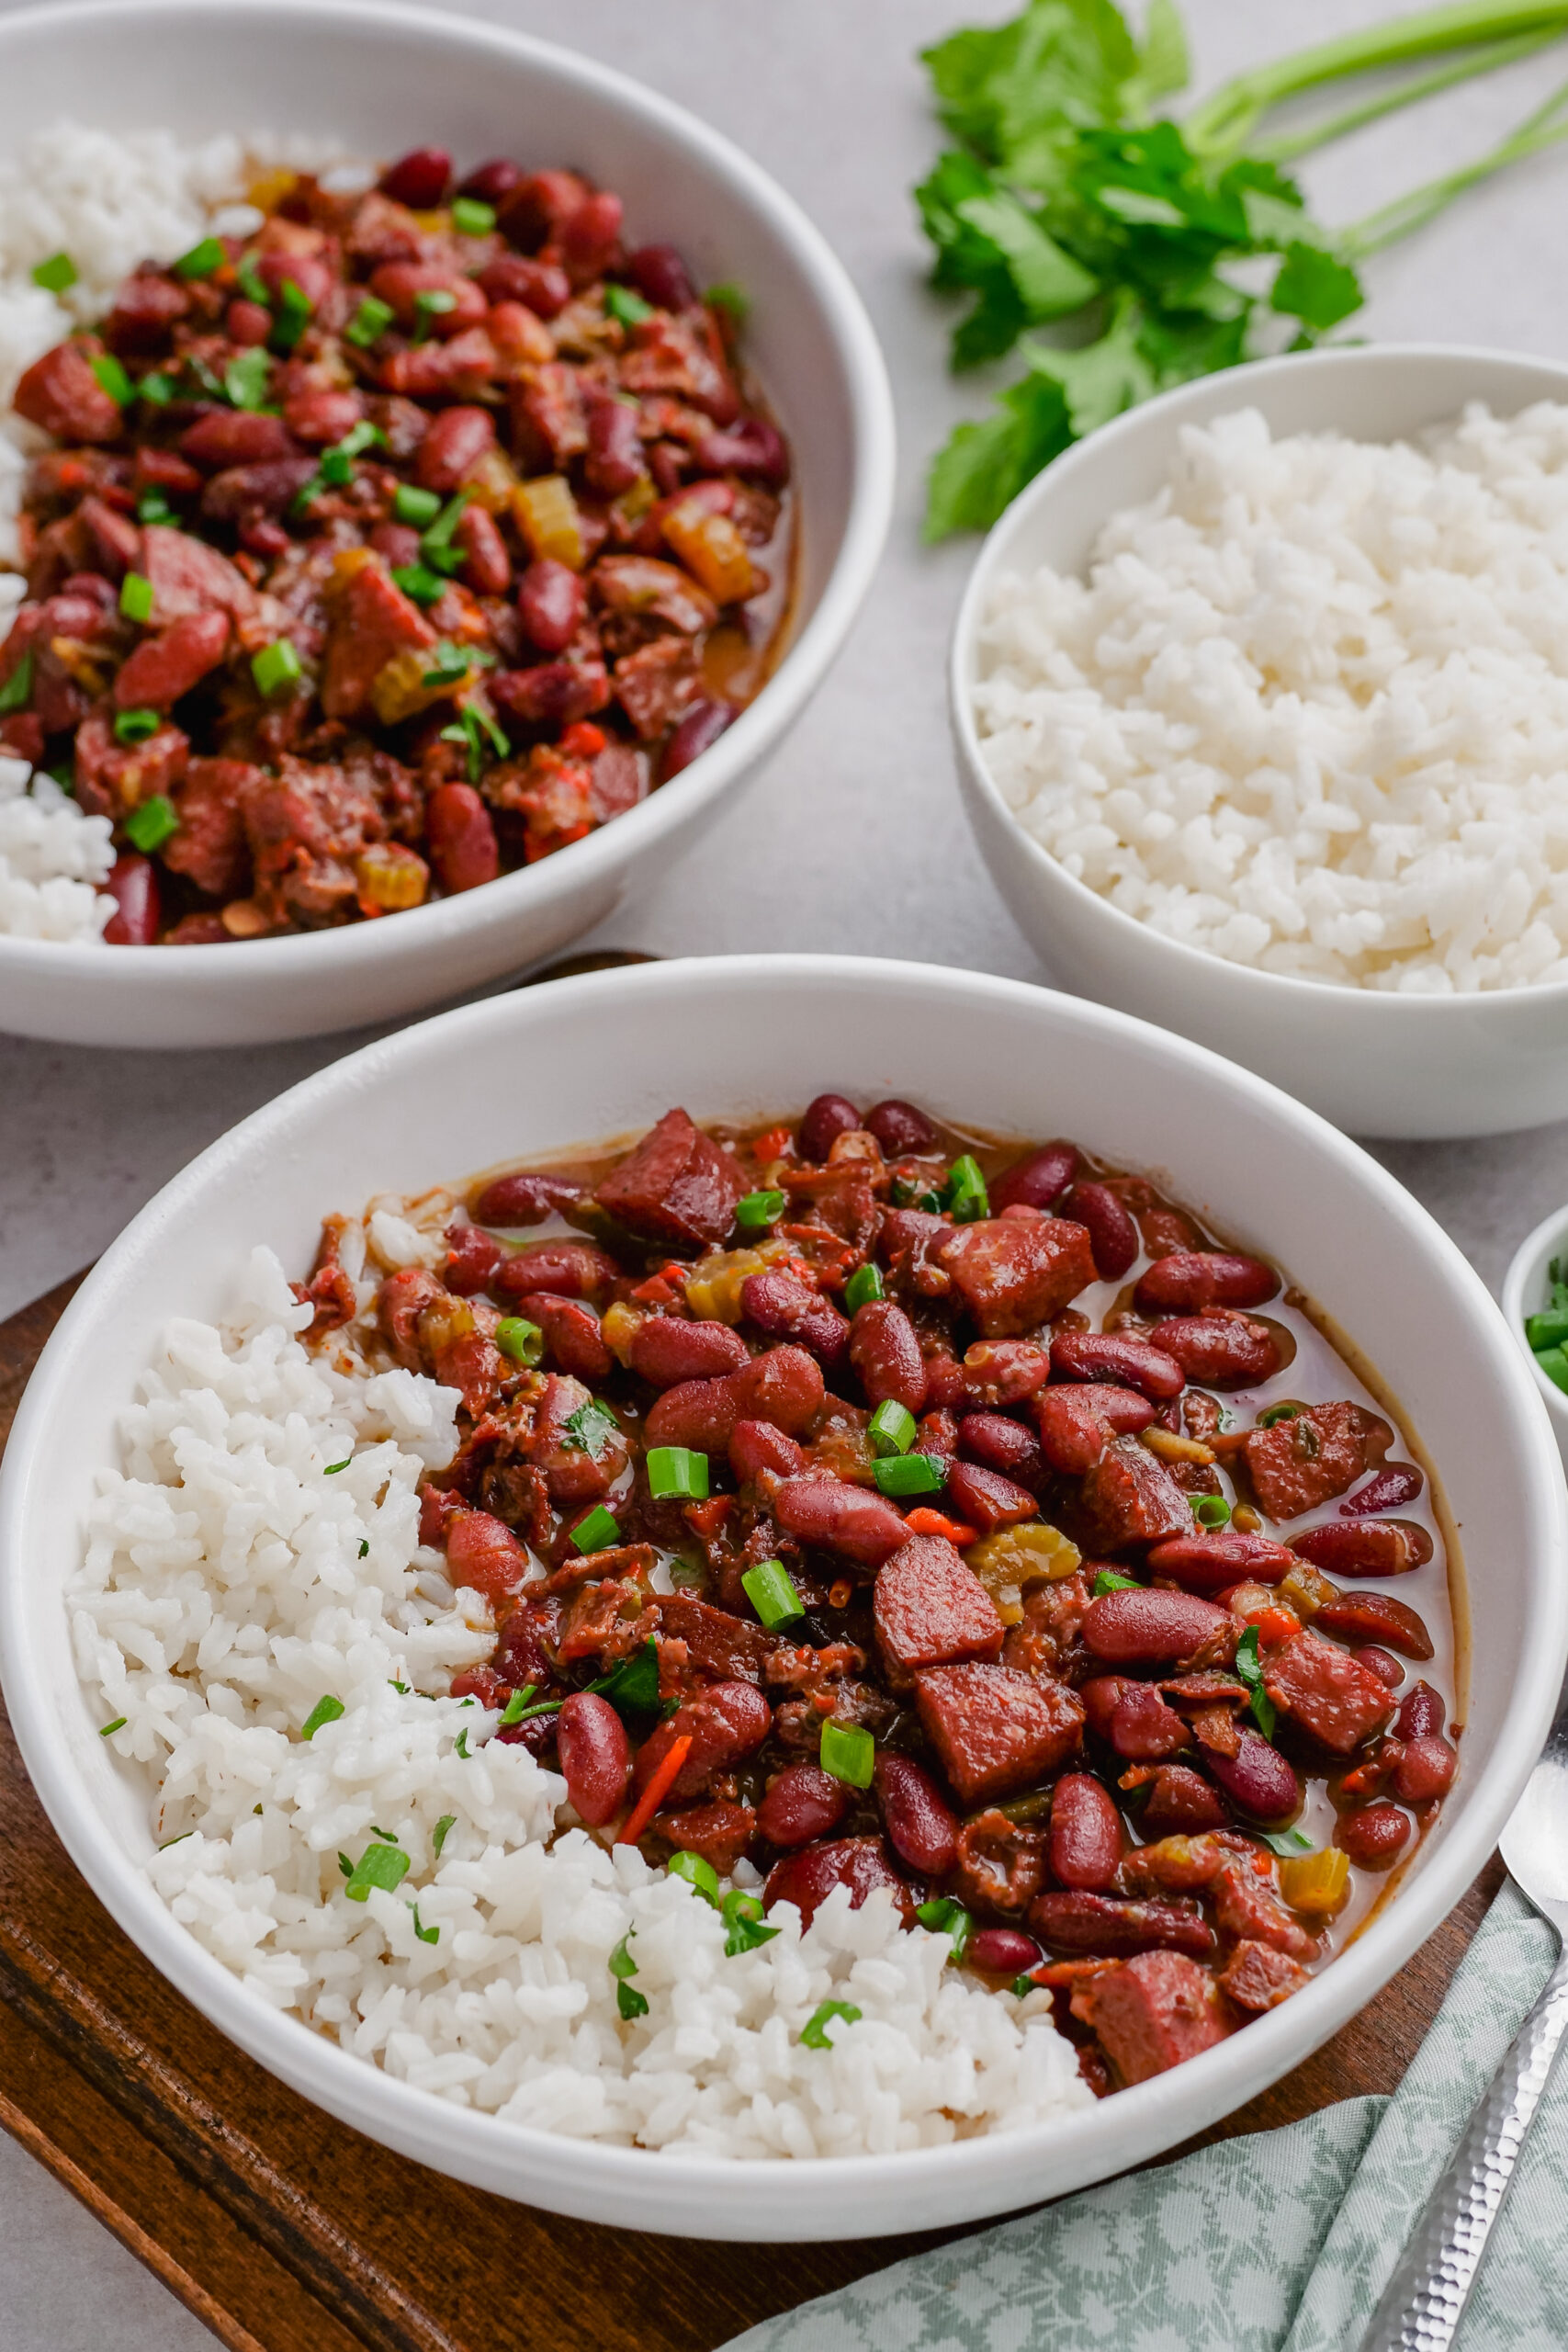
[499,1685,536,1726]
[452,197,496,236]
[393,482,443,527]
[455,1727,470,1758]
[433,1813,457,1857]
[235,253,269,307]
[799,1999,861,2049]
[302,1695,344,1740]
[99,1715,128,1736]
[90,353,134,408]
[1258,1826,1314,1857]
[1233,1625,1276,1741]
[422,640,493,687]
[124,794,179,853]
[338,1853,353,1877]
[0,652,34,714]
[740,1557,805,1632]
[705,281,750,324]
[161,1831,194,1849]
[559,1397,620,1458]
[570,1504,622,1553]
[1526,1308,1568,1350]
[175,236,225,279]
[867,1398,917,1458]
[604,283,655,327]
[32,251,78,293]
[224,346,273,411]
[410,1902,440,1944]
[251,639,302,698]
[136,492,175,525]
[392,563,446,605]
[119,571,154,623]
[344,293,395,348]
[609,1930,648,2018]
[871,1452,946,1498]
[1091,1568,1143,1596]
[942,1154,989,1224]
[721,1889,779,1955]
[412,287,457,343]
[647,1444,709,1501]
[494,1316,544,1365]
[1190,1493,1232,1528]
[735,1188,785,1231]
[1536,1344,1568,1394]
[320,419,384,483]
[421,488,469,553]
[1257,1401,1305,1428]
[843,1263,884,1312]
[438,702,509,783]
[344,1841,411,1901]
[371,1826,400,1843]
[113,707,162,746]
[324,1456,351,1475]
[819,1719,874,1789]
[138,370,175,406]
[668,1850,721,1905]
[914,1894,973,1961]
[271,277,313,352]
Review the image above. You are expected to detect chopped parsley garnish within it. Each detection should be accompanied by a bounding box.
[1258,1826,1314,1857]
[559,1398,620,1459]
[585,1636,662,1728]
[609,1931,649,2019]
[31,251,77,293]
[455,1727,471,1758]
[410,1903,440,1944]
[271,277,313,353]
[223,346,273,412]
[324,1456,352,1475]
[721,1891,780,1955]
[344,1841,411,1901]
[301,1695,344,1740]
[1091,1568,1144,1596]
[438,702,510,782]
[0,652,34,714]
[344,294,394,348]
[358,1540,370,1560]
[433,1815,457,1857]
[1233,1624,1276,1741]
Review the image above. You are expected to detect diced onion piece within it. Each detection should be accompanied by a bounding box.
[966,1521,1081,1618]
[1279,1847,1351,1917]
[1276,1559,1339,1621]
[514,473,584,570]
[682,1240,787,1323]
[662,500,757,604]
[355,841,430,913]
[464,446,521,513]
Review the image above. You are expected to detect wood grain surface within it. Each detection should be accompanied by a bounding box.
[0,1271,1505,2352]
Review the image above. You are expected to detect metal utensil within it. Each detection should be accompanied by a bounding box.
[1356,1670,1568,2352]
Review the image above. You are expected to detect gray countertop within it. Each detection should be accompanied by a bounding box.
[4,0,1567,2340]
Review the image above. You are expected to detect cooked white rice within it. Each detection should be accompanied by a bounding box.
[0,124,366,943]
[974,401,1568,994]
[72,1231,1089,2154]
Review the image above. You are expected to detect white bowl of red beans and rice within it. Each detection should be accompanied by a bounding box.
[0,0,893,1048]
[3,954,1563,2240]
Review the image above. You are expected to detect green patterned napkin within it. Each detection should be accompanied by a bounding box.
[725,1885,1566,2352]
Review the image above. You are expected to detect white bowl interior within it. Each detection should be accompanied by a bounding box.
[950,346,1568,1140]
[0,0,893,1047]
[3,956,1564,2237]
[1501,1203,1568,1459]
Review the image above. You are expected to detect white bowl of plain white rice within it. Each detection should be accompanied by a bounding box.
[952,346,1568,1140]
[2,955,1562,2240]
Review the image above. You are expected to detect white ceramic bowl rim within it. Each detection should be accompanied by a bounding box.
[1502,1203,1568,1426]
[3,955,1564,2233]
[0,0,895,984]
[951,342,1568,1018]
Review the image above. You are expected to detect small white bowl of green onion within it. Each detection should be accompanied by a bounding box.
[1503,1207,1568,1462]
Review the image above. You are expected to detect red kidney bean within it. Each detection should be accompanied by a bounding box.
[1396,1682,1446,1740]
[492,1240,619,1305]
[1354,1645,1406,1690]
[413,404,494,492]
[990,1142,1079,1214]
[1339,1463,1425,1517]
[469,1170,583,1227]
[459,157,524,204]
[1030,1891,1214,1960]
[426,783,499,895]
[1335,1801,1412,1870]
[799,1093,861,1161]
[1032,1387,1113,1475]
[728,1417,805,1484]
[1292,1521,1431,1578]
[728,1345,825,1436]
[1048,1774,1124,1891]
[693,417,791,488]
[560,190,624,285]
[966,1927,1042,1974]
[1106,1682,1190,1760]
[370,521,423,569]
[1205,1730,1301,1822]
[863,1099,937,1155]
[1142,1763,1229,1835]
[450,1663,508,1710]
[555,1693,630,1826]
[756,1762,850,1849]
[1395,1734,1456,1804]
[114,608,231,708]
[379,146,452,207]
[492,1603,554,1688]
[874,1754,959,1874]
[1151,1314,1280,1387]
[102,853,160,944]
[741,1271,850,1367]
[630,1317,749,1388]
[763,1837,915,1929]
[517,558,586,655]
[282,386,363,446]
[1058,1182,1139,1280]
[1134,1251,1280,1314]
[959,1410,1047,1488]
[774,1476,908,1566]
[226,297,272,346]
[660,697,736,783]
[961,1340,1053,1408]
[627,243,699,311]
[644,1376,737,1455]
[584,388,645,496]
[1312,1592,1433,1660]
[510,1292,611,1384]
[457,503,512,595]
[479,251,571,318]
[445,1224,504,1296]
[1084,1589,1229,1666]
[945,1459,1037,1532]
[1050,1331,1185,1401]
[446,1510,529,1603]
[1145,1530,1299,1593]
[179,408,293,471]
[850,1300,928,1414]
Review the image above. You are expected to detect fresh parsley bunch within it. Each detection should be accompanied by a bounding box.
[919,0,1568,535]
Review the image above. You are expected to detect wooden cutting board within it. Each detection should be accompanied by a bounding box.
[0,1263,1502,2352]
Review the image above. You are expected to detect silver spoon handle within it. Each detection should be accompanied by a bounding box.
[1356,1941,1568,2352]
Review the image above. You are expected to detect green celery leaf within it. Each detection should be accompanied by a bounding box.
[1124,0,1189,112]
[1270,239,1363,330]
[954,188,1100,317]
[921,0,1142,190]
[1021,288,1156,435]
[924,369,1072,539]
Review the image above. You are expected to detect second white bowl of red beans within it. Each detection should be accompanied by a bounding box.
[2,954,1563,2241]
[0,0,895,1050]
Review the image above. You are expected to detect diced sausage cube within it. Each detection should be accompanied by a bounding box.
[1072,1950,1233,2085]
[938,1216,1096,1339]
[914,1662,1084,1804]
[320,557,437,722]
[1242,1400,1393,1522]
[656,1799,755,1875]
[13,339,125,442]
[595,1106,742,1250]
[1071,1437,1191,1554]
[1218,1940,1310,2013]
[874,1534,1004,1679]
[141,524,257,622]
[1262,1628,1396,1755]
[162,757,257,898]
[656,1595,776,1685]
